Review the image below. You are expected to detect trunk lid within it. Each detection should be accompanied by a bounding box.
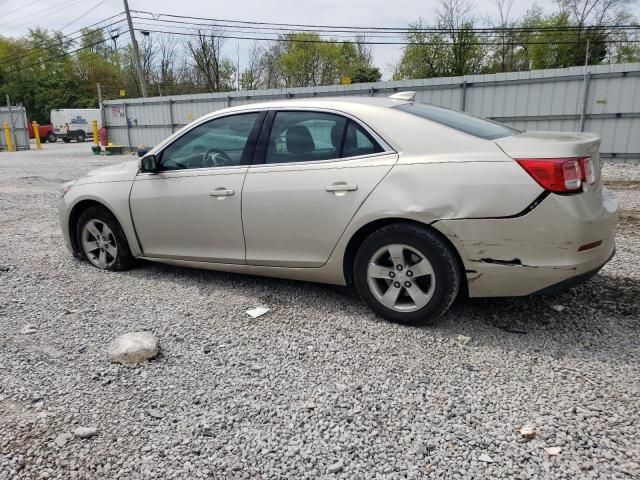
[495,131,602,184]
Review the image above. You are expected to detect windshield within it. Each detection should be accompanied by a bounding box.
[394,103,520,140]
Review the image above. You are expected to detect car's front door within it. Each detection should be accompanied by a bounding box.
[130,111,264,263]
[242,110,398,267]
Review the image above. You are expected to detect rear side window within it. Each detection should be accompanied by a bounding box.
[343,121,381,157]
[394,103,519,140]
[264,111,383,164]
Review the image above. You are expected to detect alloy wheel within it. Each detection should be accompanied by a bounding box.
[81,219,118,269]
[366,243,436,312]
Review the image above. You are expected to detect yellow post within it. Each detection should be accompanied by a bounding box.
[32,121,42,150]
[92,120,99,145]
[3,122,14,152]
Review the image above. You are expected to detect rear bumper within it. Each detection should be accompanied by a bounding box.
[532,248,614,295]
[433,186,618,297]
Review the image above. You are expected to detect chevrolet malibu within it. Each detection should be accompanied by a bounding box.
[59,93,617,325]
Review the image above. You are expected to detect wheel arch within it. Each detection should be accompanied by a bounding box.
[342,217,468,297]
[68,199,118,255]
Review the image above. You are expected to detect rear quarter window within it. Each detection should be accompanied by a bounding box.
[394,103,519,140]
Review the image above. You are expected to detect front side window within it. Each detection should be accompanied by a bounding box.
[160,112,260,170]
[264,111,383,164]
[394,103,519,140]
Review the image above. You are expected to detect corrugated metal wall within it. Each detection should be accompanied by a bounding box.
[0,106,30,151]
[103,63,640,160]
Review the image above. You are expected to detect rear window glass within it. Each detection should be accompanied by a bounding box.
[394,103,519,140]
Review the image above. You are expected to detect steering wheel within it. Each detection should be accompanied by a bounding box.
[203,148,233,167]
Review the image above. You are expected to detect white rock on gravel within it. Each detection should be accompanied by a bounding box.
[147,408,164,419]
[519,424,537,439]
[73,426,99,439]
[326,461,344,474]
[478,453,495,463]
[545,446,562,456]
[20,324,38,335]
[54,433,73,447]
[109,331,159,364]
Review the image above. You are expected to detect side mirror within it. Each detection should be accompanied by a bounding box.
[140,155,159,173]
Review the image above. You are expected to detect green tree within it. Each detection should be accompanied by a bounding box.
[278,33,343,87]
[351,65,382,83]
[395,20,450,79]
[337,37,381,83]
[0,29,81,123]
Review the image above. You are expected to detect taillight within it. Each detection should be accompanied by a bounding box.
[580,157,596,184]
[516,157,589,194]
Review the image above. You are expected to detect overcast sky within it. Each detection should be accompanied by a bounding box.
[1,0,638,78]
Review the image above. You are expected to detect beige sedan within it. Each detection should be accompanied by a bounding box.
[59,93,617,325]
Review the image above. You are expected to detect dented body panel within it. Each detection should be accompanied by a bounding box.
[431,186,618,296]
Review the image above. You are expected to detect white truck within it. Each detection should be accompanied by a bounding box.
[51,109,101,143]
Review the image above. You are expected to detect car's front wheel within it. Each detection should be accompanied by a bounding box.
[354,224,461,326]
[47,133,57,143]
[76,206,135,271]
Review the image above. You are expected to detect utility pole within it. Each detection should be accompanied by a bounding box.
[579,38,590,132]
[122,0,147,97]
[97,83,106,126]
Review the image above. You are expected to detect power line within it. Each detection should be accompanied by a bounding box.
[0,0,43,22]
[4,36,113,74]
[131,10,640,34]
[0,0,84,32]
[131,16,640,39]
[0,17,126,68]
[0,14,124,68]
[133,27,640,46]
[60,0,109,31]
[132,20,409,40]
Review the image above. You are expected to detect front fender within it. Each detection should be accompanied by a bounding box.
[60,181,142,257]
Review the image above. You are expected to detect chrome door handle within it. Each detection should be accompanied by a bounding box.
[325,183,358,192]
[209,188,234,197]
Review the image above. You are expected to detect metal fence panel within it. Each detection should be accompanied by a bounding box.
[0,106,30,151]
[103,63,640,160]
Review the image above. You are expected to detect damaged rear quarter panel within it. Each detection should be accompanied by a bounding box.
[350,155,542,225]
[430,191,617,296]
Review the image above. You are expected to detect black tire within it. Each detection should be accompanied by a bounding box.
[76,206,135,271]
[76,131,85,143]
[47,133,57,143]
[353,223,461,326]
[62,138,71,143]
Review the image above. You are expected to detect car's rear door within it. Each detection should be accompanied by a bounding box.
[130,111,264,263]
[241,109,398,267]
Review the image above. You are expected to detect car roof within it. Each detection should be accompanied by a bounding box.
[212,96,411,116]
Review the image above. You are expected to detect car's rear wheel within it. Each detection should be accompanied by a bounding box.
[47,133,57,143]
[77,132,85,143]
[354,224,460,326]
[76,206,134,271]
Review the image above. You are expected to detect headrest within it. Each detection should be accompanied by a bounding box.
[286,125,315,154]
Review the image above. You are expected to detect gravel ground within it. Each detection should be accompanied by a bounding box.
[1,143,639,479]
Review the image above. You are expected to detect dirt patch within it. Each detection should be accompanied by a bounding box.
[604,179,640,191]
